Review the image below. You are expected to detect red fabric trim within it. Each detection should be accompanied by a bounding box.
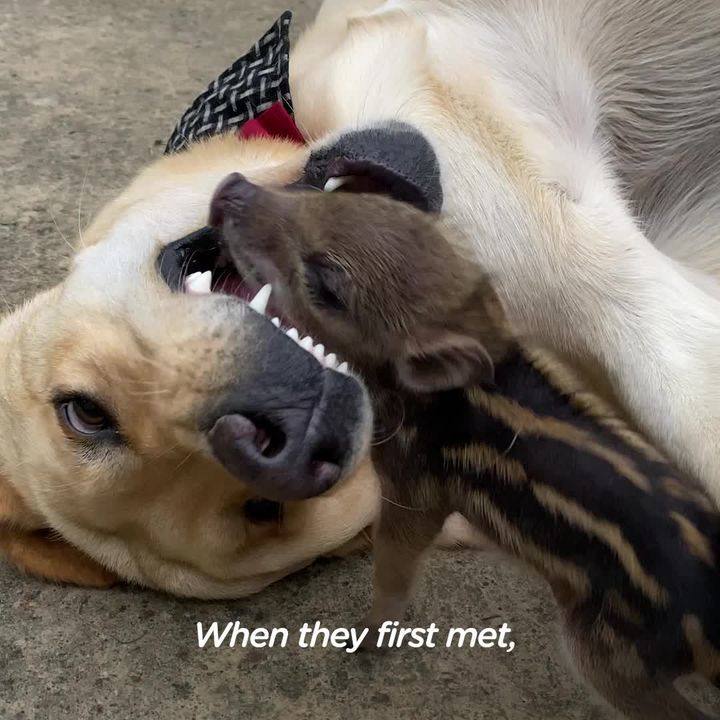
[238,102,305,144]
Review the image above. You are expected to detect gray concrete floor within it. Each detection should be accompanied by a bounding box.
[0,2,716,719]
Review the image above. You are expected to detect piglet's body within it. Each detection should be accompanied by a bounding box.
[369,349,720,720]
[211,174,720,720]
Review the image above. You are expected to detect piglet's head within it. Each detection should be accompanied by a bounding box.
[209,173,511,392]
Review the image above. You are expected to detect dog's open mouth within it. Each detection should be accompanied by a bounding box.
[156,227,349,374]
[157,225,265,303]
[231,283,350,375]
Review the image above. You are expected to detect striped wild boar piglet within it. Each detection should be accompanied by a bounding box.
[210,172,720,720]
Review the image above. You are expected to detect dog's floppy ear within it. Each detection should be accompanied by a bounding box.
[0,475,118,588]
[396,329,495,393]
[301,122,443,212]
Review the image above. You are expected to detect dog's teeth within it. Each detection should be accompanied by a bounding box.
[313,344,326,361]
[301,337,314,352]
[271,317,281,328]
[185,270,212,294]
[198,271,213,292]
[337,362,349,374]
[325,353,337,368]
[287,327,300,341]
[323,176,352,193]
[248,283,272,314]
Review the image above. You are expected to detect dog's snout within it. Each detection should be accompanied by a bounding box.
[208,378,346,500]
[206,318,369,501]
[208,172,260,228]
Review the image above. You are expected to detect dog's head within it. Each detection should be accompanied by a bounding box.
[0,135,373,596]
[210,174,511,394]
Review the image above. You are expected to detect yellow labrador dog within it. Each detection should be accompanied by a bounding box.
[2,0,720,597]
[0,136,384,597]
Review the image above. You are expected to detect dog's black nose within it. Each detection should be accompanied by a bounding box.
[205,312,369,501]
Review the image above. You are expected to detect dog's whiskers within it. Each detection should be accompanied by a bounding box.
[174,450,196,472]
[76,164,90,249]
[132,353,177,373]
[48,208,75,256]
[361,526,373,547]
[371,407,405,446]
[126,388,173,397]
[381,495,424,511]
[371,392,406,446]
[178,248,201,291]
[150,442,183,461]
[0,291,13,314]
[502,431,520,456]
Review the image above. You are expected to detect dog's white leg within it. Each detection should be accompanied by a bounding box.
[552,193,720,503]
[292,0,720,502]
[291,0,387,91]
[436,134,720,501]
[647,202,720,296]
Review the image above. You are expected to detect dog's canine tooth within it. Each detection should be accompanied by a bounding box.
[287,327,300,342]
[271,317,281,328]
[185,270,212,294]
[323,176,352,193]
[249,284,272,314]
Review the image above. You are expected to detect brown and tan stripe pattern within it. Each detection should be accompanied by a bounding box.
[467,387,652,492]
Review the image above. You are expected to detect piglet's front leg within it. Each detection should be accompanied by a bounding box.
[360,499,445,651]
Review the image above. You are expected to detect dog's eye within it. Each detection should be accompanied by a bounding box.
[56,396,116,438]
[304,256,347,311]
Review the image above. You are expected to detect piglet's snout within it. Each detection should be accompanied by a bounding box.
[209,172,296,285]
[208,172,261,228]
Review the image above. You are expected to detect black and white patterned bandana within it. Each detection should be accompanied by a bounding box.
[165,11,294,154]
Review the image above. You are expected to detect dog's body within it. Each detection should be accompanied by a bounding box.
[213,181,720,719]
[292,0,720,503]
[2,0,720,597]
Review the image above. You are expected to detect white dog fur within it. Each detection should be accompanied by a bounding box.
[293,0,720,504]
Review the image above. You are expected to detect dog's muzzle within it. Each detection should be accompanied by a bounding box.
[203,310,369,501]
[156,223,370,502]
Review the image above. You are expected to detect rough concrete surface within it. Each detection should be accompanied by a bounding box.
[0,2,716,719]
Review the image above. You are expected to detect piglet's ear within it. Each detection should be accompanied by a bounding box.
[395,332,495,393]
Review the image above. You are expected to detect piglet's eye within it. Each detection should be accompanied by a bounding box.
[303,256,348,311]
